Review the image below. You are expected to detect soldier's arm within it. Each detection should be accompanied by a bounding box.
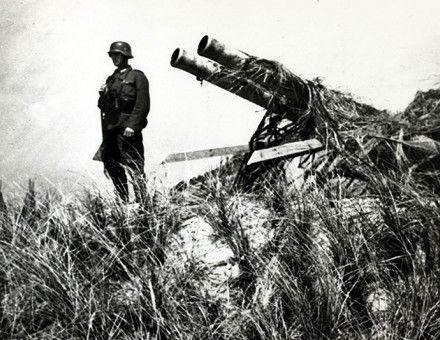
[126,71,150,131]
[97,75,115,112]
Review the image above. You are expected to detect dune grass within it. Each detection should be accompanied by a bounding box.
[0,164,439,339]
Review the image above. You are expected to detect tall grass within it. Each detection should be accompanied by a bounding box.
[0,163,439,339]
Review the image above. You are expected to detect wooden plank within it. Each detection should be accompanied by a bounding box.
[163,144,249,163]
[247,139,324,165]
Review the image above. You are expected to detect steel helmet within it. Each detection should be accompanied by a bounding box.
[107,41,133,58]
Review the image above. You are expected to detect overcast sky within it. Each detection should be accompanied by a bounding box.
[1,0,440,189]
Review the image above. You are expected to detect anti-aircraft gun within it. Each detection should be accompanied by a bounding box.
[170,36,327,187]
[170,36,440,192]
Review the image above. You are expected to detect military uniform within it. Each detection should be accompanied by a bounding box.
[96,64,150,201]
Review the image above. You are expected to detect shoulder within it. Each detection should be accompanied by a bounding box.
[129,69,149,85]
[131,69,147,78]
[105,74,115,83]
[132,69,145,75]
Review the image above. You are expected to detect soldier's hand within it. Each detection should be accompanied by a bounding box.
[99,84,107,94]
[123,127,135,137]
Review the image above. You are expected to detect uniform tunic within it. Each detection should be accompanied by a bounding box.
[99,66,150,131]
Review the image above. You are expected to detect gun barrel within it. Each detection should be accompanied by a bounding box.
[171,48,221,79]
[197,36,309,110]
[197,35,249,70]
[171,48,291,114]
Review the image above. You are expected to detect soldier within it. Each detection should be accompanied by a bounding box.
[95,41,150,202]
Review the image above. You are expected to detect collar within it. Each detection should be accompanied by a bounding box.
[113,66,132,79]
[117,66,132,74]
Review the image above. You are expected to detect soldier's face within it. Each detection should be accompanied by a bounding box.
[110,53,125,67]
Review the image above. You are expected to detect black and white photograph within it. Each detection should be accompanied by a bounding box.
[1,0,439,338]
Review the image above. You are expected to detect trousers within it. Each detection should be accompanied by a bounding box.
[102,129,145,202]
